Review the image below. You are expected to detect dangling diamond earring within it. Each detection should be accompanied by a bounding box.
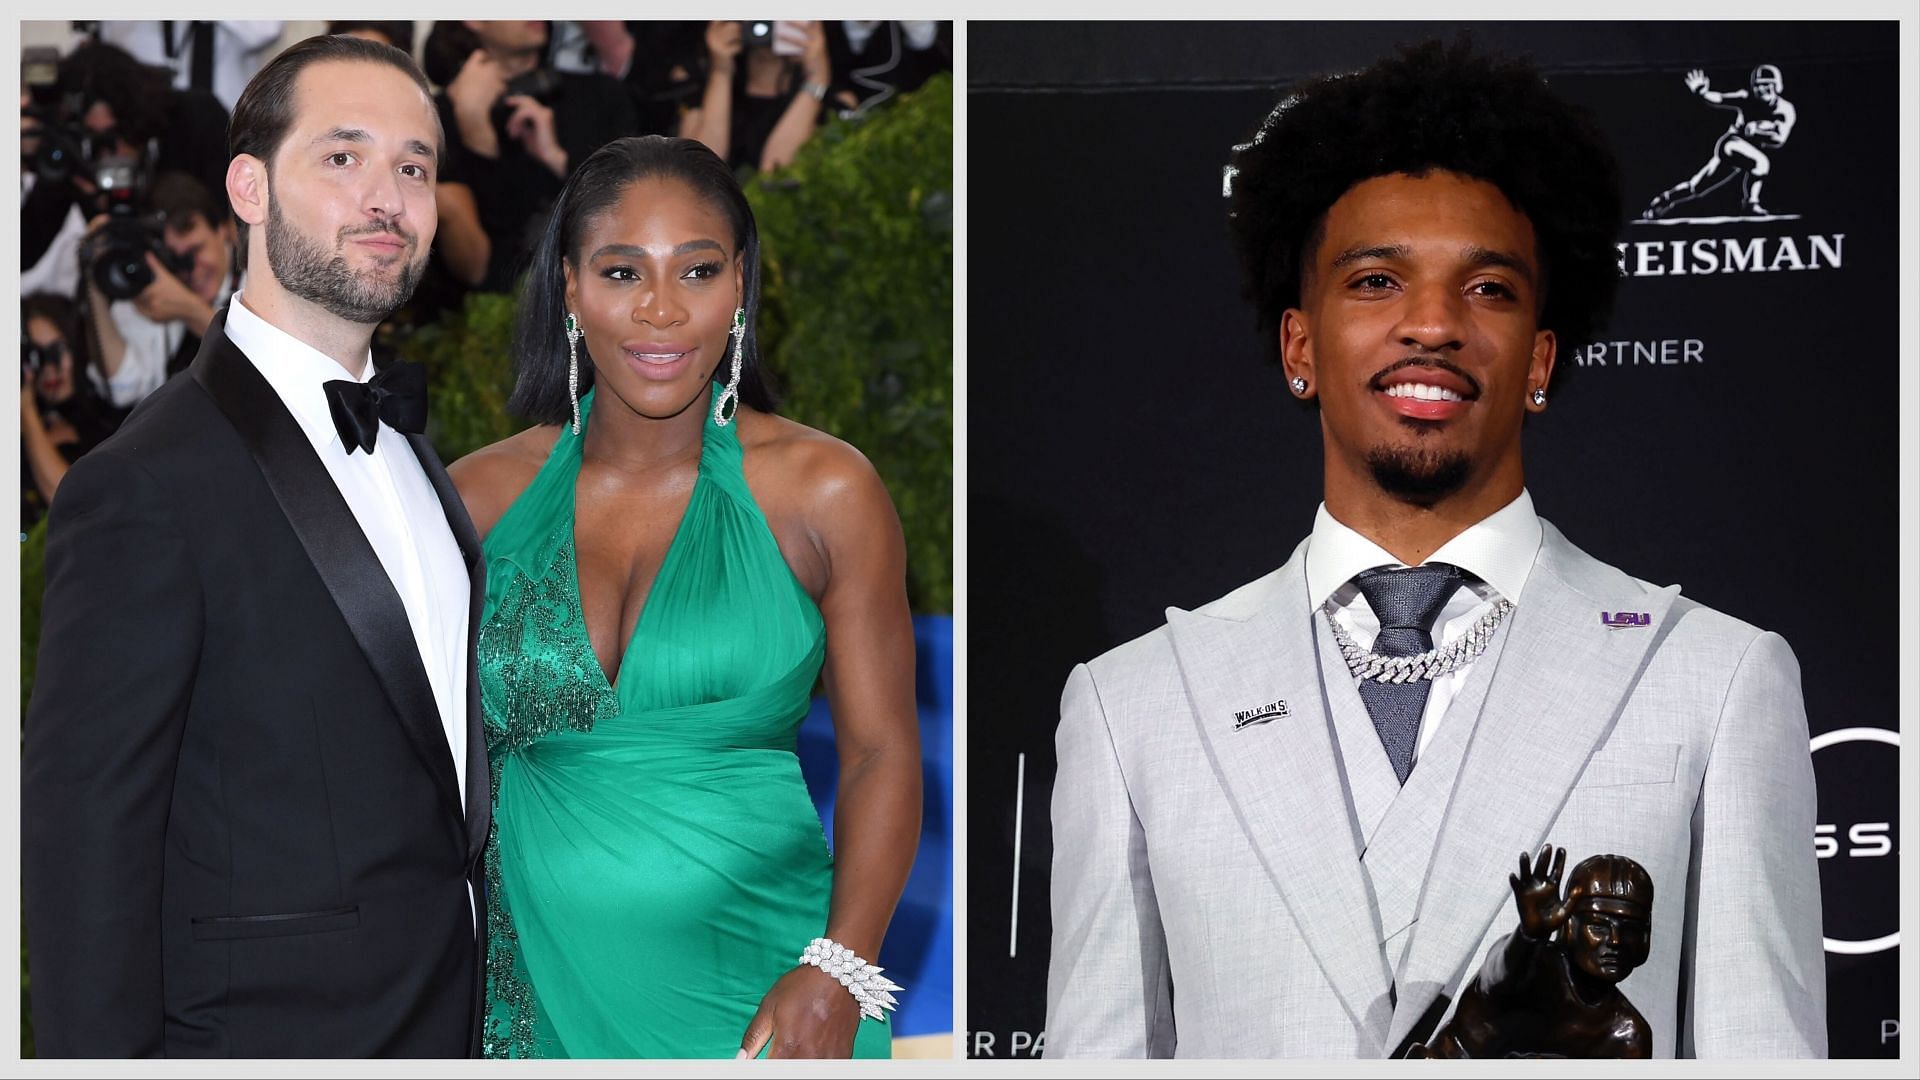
[565,312,582,435]
[714,306,744,427]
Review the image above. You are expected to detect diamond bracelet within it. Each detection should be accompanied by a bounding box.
[798,937,902,1022]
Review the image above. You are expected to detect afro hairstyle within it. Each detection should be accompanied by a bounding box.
[1226,38,1624,395]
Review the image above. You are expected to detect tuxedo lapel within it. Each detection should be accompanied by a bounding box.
[1167,553,1395,1054]
[190,316,464,823]
[406,432,491,867]
[1386,524,1680,1052]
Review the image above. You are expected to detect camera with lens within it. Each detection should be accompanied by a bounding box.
[71,139,192,302]
[79,182,193,303]
[21,46,91,184]
[490,67,564,144]
[21,105,90,185]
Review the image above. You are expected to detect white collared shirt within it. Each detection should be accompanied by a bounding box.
[1305,490,1543,762]
[96,273,239,409]
[223,293,471,813]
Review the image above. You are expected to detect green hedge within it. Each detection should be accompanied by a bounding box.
[18,76,951,1055]
[402,291,524,466]
[749,74,954,613]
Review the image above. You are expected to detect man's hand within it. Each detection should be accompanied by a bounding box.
[132,254,211,331]
[502,95,567,178]
[1684,69,1710,96]
[1510,843,1572,941]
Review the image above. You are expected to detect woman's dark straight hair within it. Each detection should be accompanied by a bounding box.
[510,135,778,424]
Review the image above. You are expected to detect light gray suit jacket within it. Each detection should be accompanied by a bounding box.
[1044,521,1825,1058]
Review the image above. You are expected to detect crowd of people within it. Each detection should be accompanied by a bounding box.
[20,19,951,527]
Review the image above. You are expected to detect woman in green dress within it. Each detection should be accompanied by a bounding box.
[449,135,921,1058]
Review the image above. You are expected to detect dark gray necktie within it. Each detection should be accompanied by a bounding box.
[1350,563,1463,785]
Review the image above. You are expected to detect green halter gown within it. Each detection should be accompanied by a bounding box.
[478,385,891,1058]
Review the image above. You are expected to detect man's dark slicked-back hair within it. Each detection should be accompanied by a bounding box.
[226,34,441,264]
[1226,39,1624,395]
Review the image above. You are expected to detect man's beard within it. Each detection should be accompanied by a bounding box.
[264,193,422,324]
[1365,442,1471,506]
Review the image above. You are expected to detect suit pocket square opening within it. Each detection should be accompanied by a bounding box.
[190,905,361,941]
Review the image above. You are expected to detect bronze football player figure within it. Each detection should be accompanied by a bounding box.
[1411,845,1654,1058]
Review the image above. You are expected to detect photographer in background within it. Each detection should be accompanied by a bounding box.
[22,68,91,299]
[55,41,230,203]
[423,20,637,293]
[91,21,284,115]
[22,293,122,528]
[79,171,237,409]
[680,19,834,175]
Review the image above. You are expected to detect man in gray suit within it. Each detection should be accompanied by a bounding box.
[1044,41,1825,1059]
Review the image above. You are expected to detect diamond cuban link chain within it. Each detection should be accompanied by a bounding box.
[1323,598,1514,684]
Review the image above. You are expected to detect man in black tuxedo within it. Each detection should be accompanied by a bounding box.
[23,34,486,1057]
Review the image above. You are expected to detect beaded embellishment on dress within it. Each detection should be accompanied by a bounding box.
[479,536,620,1057]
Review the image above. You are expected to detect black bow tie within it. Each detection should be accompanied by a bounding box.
[323,360,428,455]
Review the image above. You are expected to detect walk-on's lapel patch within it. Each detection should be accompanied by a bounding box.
[1233,698,1291,730]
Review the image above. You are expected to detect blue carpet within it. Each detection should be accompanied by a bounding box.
[796,614,952,1037]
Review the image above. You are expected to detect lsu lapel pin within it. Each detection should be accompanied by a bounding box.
[1233,699,1290,730]
[1600,611,1651,629]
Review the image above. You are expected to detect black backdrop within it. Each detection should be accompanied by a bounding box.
[966,21,1901,1059]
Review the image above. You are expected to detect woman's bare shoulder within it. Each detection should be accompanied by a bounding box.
[449,424,565,540]
[736,409,893,520]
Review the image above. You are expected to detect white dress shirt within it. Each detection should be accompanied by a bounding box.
[224,293,471,812]
[95,21,285,115]
[20,175,86,300]
[1305,490,1543,762]
[97,273,237,409]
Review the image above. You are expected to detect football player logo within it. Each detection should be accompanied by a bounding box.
[1643,64,1797,220]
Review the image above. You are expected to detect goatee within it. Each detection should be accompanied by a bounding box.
[264,193,422,325]
[1365,444,1471,506]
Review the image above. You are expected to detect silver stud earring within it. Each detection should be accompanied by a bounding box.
[1531,387,1547,407]
[565,312,582,435]
[1291,376,1308,395]
[714,306,744,427]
